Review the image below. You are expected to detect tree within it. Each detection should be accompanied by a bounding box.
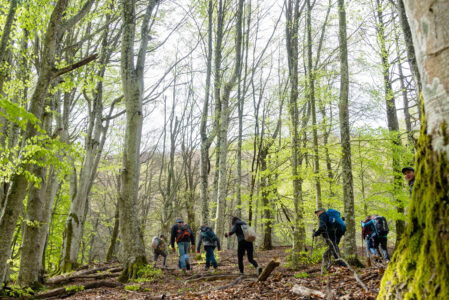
[379,1,449,297]
[118,0,158,282]
[337,0,357,259]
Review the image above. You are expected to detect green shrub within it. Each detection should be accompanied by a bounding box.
[125,284,140,291]
[65,285,85,292]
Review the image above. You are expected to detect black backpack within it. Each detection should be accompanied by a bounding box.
[176,224,191,242]
[374,216,389,236]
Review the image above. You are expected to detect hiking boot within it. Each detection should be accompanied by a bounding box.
[257,267,263,276]
[204,266,209,271]
[186,262,191,270]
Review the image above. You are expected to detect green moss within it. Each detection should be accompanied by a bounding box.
[378,101,449,299]
[118,256,148,283]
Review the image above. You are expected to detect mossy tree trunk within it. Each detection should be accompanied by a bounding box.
[379,0,449,298]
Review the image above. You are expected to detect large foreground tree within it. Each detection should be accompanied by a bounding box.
[379,0,449,298]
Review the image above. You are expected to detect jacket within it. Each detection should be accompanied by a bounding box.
[229,219,247,242]
[197,227,221,252]
[361,217,374,239]
[314,212,339,239]
[409,178,415,195]
[170,223,195,248]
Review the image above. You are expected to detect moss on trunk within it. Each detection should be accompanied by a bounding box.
[118,256,148,283]
[378,107,449,299]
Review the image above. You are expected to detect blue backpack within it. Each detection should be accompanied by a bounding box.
[326,209,346,234]
[201,227,218,242]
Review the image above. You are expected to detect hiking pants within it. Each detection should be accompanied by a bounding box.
[205,246,218,269]
[178,241,190,269]
[366,237,376,256]
[153,249,167,267]
[374,237,389,260]
[237,240,258,273]
[322,232,343,271]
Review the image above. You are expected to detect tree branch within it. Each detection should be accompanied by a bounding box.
[51,53,98,79]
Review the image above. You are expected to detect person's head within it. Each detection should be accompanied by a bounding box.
[159,234,166,240]
[231,216,240,225]
[314,208,325,217]
[175,218,184,225]
[200,224,208,231]
[402,167,415,183]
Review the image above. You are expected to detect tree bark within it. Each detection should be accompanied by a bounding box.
[338,0,357,258]
[379,1,449,297]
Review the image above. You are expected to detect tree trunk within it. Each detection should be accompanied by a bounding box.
[376,0,405,244]
[214,0,244,238]
[118,0,157,282]
[199,0,213,226]
[338,0,357,258]
[106,193,120,262]
[379,1,449,297]
[286,0,306,265]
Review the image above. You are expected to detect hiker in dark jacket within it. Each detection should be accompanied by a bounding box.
[196,225,221,270]
[361,216,376,258]
[225,217,262,275]
[402,167,415,195]
[362,215,390,262]
[153,234,168,268]
[170,218,195,273]
[313,208,346,270]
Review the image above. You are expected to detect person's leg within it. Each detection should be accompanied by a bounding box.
[154,251,159,267]
[162,251,167,267]
[178,242,187,269]
[246,241,258,268]
[237,241,245,273]
[365,238,371,257]
[184,242,191,270]
[380,237,389,260]
[205,246,212,269]
[210,247,218,269]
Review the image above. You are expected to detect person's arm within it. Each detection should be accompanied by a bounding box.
[314,214,327,237]
[216,237,221,251]
[170,225,176,248]
[227,224,238,236]
[189,226,195,246]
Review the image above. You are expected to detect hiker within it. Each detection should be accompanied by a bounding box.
[170,218,195,273]
[224,217,262,275]
[152,234,167,268]
[402,167,415,195]
[196,225,221,270]
[362,215,390,262]
[361,216,376,258]
[313,208,346,270]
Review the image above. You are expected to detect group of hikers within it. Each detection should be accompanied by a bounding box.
[151,166,415,273]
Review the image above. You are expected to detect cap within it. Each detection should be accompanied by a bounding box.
[314,208,325,213]
[175,218,184,223]
[401,167,414,174]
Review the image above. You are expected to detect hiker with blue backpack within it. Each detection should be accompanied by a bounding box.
[196,225,221,271]
[361,214,390,262]
[225,217,262,275]
[313,208,347,270]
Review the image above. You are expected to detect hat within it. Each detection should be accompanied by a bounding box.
[401,167,414,174]
[175,218,184,223]
[314,208,325,213]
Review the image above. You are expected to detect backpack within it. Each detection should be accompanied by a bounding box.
[241,224,256,242]
[326,209,346,234]
[151,236,160,249]
[374,216,389,236]
[176,224,191,242]
[201,227,218,242]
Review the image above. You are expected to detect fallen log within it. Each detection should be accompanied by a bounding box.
[34,280,122,299]
[257,258,280,282]
[46,266,123,285]
[291,285,325,298]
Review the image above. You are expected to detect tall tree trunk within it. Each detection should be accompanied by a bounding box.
[379,3,449,296]
[106,186,120,262]
[306,0,322,209]
[338,0,357,258]
[199,0,213,225]
[376,0,405,245]
[118,0,158,282]
[214,0,244,238]
[286,0,306,265]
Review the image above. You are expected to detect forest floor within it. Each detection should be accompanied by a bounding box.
[8,246,387,299]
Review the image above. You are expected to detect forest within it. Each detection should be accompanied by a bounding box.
[0,0,447,299]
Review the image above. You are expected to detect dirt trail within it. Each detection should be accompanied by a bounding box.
[35,246,384,299]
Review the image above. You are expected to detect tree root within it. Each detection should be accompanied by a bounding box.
[118,256,147,283]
